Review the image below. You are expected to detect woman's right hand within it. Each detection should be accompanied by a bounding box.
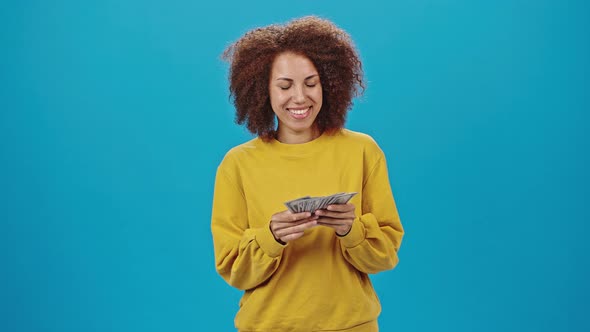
[270,211,318,244]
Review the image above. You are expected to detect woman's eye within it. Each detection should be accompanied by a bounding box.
[306,84,317,88]
[279,86,290,90]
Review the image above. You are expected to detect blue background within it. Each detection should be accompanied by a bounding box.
[1,0,588,331]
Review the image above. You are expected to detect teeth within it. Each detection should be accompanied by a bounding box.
[288,107,310,115]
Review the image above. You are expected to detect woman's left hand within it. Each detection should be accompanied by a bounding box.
[314,203,356,236]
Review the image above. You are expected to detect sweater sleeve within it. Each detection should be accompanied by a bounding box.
[338,153,404,274]
[211,165,285,291]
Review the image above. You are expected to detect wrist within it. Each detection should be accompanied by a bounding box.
[336,225,352,237]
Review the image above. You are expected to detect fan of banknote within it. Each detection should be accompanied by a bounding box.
[284,192,357,213]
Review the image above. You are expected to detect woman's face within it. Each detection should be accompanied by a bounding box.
[269,52,323,140]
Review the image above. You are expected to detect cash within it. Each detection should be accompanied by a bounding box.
[284,192,357,213]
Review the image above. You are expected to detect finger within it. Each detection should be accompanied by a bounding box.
[272,216,318,231]
[275,225,314,239]
[326,203,355,212]
[316,222,347,232]
[317,222,345,229]
[276,211,313,222]
[274,220,317,238]
[280,231,305,242]
[316,217,351,226]
[316,220,351,236]
[314,210,355,219]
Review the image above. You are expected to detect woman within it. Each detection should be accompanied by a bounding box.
[211,16,404,331]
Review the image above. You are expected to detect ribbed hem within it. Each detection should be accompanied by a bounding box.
[338,217,366,248]
[238,320,378,332]
[253,225,286,258]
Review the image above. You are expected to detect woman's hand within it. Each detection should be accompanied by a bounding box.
[270,211,319,244]
[314,203,356,236]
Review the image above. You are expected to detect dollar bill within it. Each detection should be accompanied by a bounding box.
[284,192,357,213]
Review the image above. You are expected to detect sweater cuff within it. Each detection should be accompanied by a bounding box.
[254,225,286,258]
[338,217,366,248]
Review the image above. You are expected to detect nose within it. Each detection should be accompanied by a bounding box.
[292,85,306,104]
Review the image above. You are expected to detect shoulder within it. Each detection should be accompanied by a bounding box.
[224,137,260,157]
[338,128,377,144]
[335,129,384,156]
[217,137,265,172]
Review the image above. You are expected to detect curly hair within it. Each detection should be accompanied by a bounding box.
[222,16,365,141]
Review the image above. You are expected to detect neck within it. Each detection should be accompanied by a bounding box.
[276,126,321,144]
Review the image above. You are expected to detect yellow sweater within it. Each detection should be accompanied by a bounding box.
[211,129,404,332]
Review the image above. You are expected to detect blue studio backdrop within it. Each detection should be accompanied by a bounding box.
[1,1,588,331]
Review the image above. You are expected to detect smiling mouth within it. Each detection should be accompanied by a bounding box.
[287,106,312,116]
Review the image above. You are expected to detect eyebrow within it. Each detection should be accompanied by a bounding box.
[276,74,319,81]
